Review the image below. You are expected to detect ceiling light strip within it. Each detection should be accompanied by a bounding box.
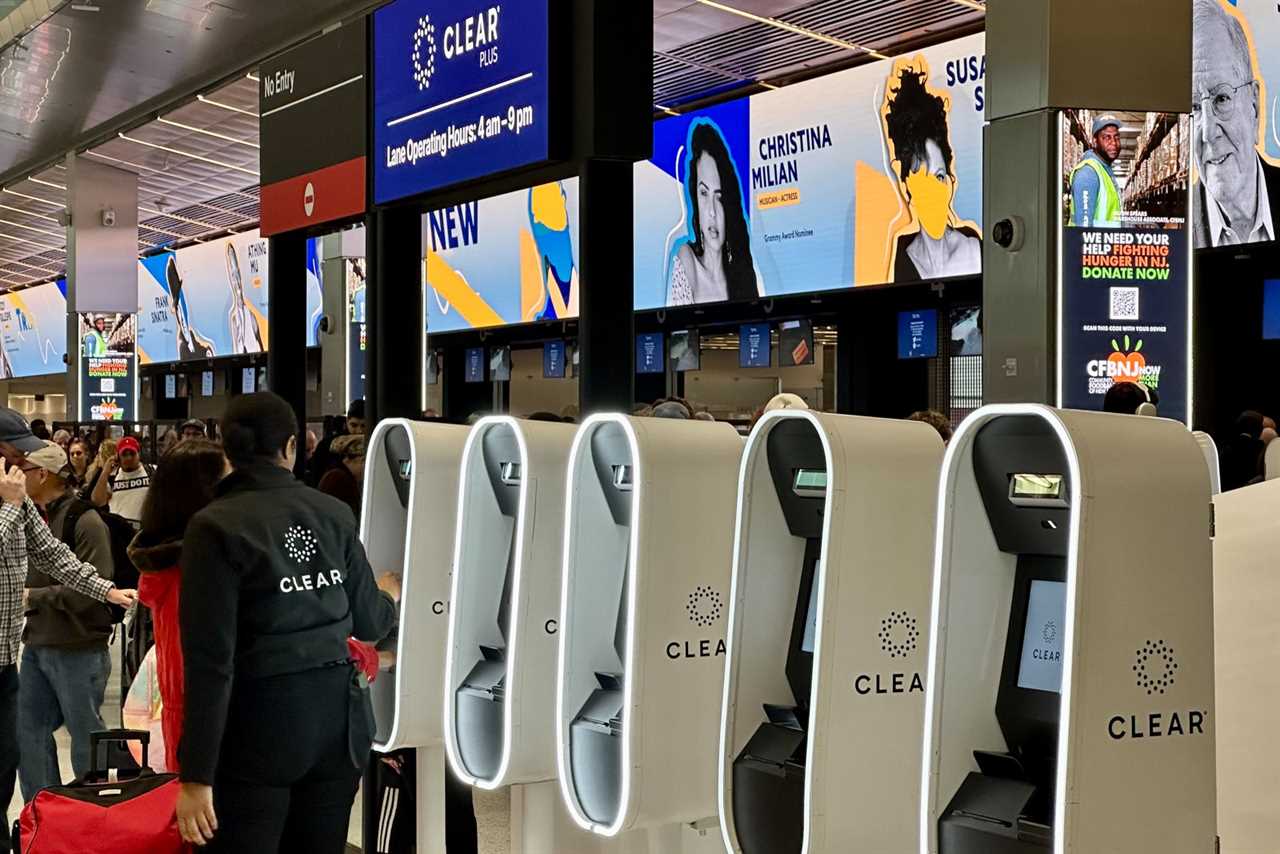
[693,0,889,59]
[116,133,259,177]
[655,103,681,117]
[156,117,260,150]
[1,188,62,210]
[84,152,250,215]
[140,206,220,230]
[0,232,62,253]
[0,217,64,241]
[948,0,986,10]
[0,203,58,224]
[195,94,257,117]
[25,176,66,191]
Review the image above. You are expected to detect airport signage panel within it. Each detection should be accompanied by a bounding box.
[0,280,66,379]
[373,0,555,203]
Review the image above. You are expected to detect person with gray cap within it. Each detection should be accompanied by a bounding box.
[1070,115,1124,228]
[179,419,208,443]
[0,408,136,832]
[14,440,117,800]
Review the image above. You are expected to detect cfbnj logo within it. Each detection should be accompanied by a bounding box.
[667,586,726,660]
[1107,638,1207,741]
[855,611,924,695]
[411,5,502,91]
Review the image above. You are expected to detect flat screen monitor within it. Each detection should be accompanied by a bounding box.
[465,347,485,383]
[1017,580,1067,693]
[670,329,701,372]
[951,305,983,355]
[201,370,214,397]
[164,375,176,400]
[241,367,256,394]
[544,340,566,379]
[785,539,823,710]
[1264,280,1280,340]
[490,347,512,382]
[898,310,938,360]
[636,333,665,375]
[425,350,440,386]
[740,323,771,369]
[778,319,814,367]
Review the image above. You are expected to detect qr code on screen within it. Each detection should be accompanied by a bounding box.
[1109,287,1139,321]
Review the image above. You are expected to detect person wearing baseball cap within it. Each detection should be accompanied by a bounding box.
[15,440,121,800]
[89,435,152,526]
[0,409,136,829]
[1069,114,1124,228]
[179,419,208,443]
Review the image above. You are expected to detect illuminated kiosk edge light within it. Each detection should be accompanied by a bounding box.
[1213,475,1280,852]
[443,416,603,852]
[555,414,742,848]
[718,411,943,854]
[919,405,1215,854]
[360,418,469,852]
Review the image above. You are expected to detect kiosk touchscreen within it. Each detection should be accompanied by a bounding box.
[920,405,1215,854]
[360,418,468,853]
[719,412,943,854]
[556,414,742,847]
[444,417,603,852]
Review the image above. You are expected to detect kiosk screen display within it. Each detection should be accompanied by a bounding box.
[1017,580,1066,693]
[800,561,821,654]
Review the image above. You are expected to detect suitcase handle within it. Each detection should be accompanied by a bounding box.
[90,728,149,773]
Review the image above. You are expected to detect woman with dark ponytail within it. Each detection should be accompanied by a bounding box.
[174,392,399,852]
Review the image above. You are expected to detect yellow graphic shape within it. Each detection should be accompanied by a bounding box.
[138,346,152,365]
[427,250,505,329]
[757,188,801,210]
[530,183,568,231]
[854,160,910,286]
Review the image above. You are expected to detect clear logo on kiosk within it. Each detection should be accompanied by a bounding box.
[1107,636,1207,742]
[855,610,924,696]
[667,585,727,661]
[279,524,343,595]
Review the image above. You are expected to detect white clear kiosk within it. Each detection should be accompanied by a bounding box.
[1192,431,1221,496]
[920,405,1216,854]
[361,418,469,853]
[555,414,741,851]
[718,411,943,854]
[1212,477,1280,852]
[443,416,603,852]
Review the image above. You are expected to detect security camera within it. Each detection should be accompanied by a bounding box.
[319,314,336,335]
[57,210,71,228]
[100,208,116,228]
[991,216,1025,252]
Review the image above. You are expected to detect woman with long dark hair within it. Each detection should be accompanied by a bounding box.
[174,392,399,852]
[127,439,229,773]
[668,120,758,305]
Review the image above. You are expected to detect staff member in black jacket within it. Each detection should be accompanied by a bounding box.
[176,392,400,852]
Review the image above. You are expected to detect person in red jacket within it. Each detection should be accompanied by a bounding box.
[127,439,228,773]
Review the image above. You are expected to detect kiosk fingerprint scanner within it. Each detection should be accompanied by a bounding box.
[445,417,578,791]
[719,411,943,854]
[557,415,742,837]
[922,406,1216,854]
[360,418,469,753]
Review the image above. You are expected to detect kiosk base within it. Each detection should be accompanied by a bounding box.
[731,714,806,854]
[510,780,610,854]
[939,771,1052,853]
[416,745,447,854]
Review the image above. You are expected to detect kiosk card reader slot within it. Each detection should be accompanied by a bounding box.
[720,412,942,854]
[921,406,1216,854]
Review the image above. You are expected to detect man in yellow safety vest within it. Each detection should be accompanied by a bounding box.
[1070,115,1123,228]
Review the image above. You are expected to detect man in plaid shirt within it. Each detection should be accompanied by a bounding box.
[0,409,136,840]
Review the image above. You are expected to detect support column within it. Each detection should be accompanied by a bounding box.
[268,231,307,477]
[367,207,422,427]
[577,159,634,414]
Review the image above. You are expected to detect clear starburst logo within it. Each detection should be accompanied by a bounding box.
[686,586,723,628]
[284,525,319,566]
[1134,639,1178,695]
[412,16,437,91]
[879,610,920,659]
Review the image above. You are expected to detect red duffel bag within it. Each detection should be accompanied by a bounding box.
[14,729,186,854]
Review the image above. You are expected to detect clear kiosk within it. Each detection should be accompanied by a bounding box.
[1212,477,1280,852]
[361,418,469,853]
[1192,431,1221,496]
[555,414,742,851]
[718,411,943,854]
[920,405,1216,854]
[443,416,604,852]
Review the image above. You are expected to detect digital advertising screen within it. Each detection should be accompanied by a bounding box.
[544,339,566,378]
[347,259,367,404]
[373,0,554,204]
[242,367,256,394]
[164,375,176,400]
[490,346,512,381]
[636,332,665,375]
[464,346,485,383]
[1017,580,1067,694]
[778,319,815,367]
[1264,280,1280,339]
[898,310,938,360]
[425,178,579,333]
[951,304,983,355]
[425,350,440,386]
[0,280,67,379]
[669,329,701,372]
[740,323,771,368]
[78,312,137,422]
[201,370,214,397]
[137,230,270,364]
[634,33,985,310]
[1192,1,1280,250]
[1059,109,1192,423]
[306,237,324,347]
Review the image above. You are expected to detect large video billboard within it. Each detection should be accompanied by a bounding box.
[634,33,985,310]
[0,280,66,379]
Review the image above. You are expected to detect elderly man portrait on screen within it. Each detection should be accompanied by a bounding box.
[1192,0,1280,248]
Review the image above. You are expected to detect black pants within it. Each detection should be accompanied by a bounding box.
[206,665,361,854]
[362,748,477,853]
[0,665,17,853]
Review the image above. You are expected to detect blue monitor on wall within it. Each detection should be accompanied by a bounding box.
[898,310,938,360]
[544,340,566,378]
[636,333,665,375]
[740,323,771,368]
[465,347,485,383]
[1264,280,1280,340]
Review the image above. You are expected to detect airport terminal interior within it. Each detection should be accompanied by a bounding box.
[0,0,1274,852]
